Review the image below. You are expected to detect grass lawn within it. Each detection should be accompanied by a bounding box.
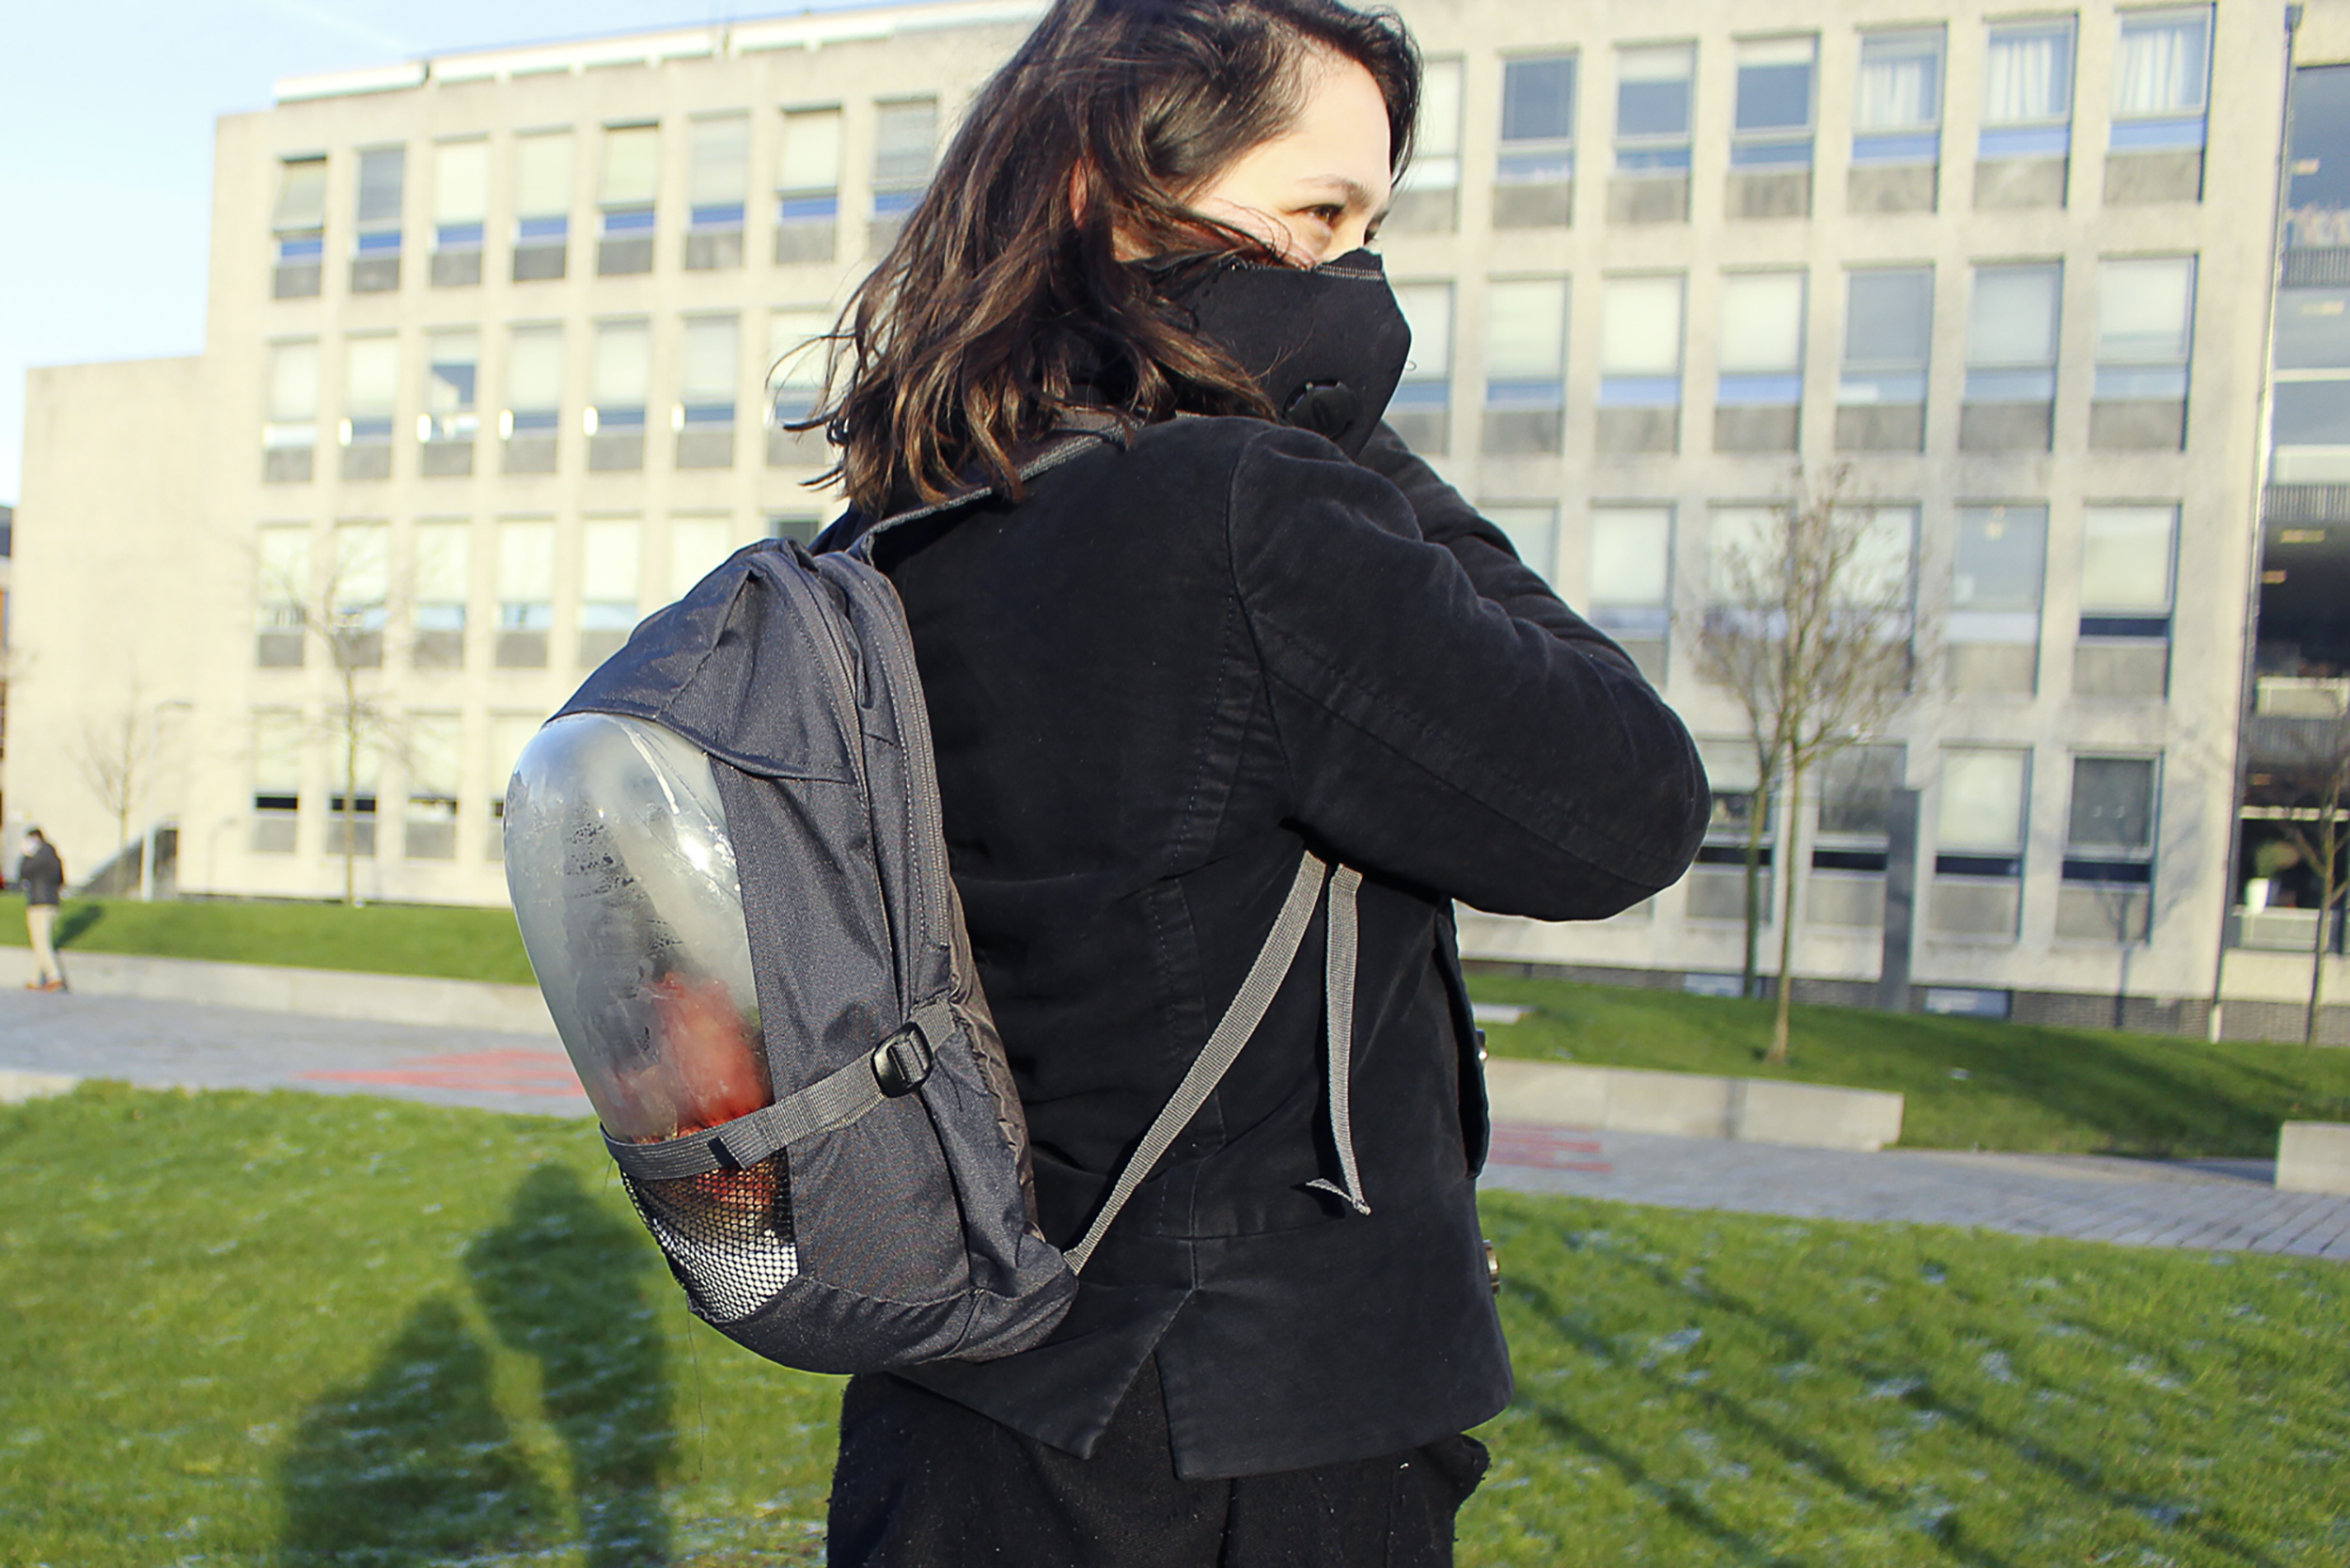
[0,893,536,986]
[1469,971,2350,1160]
[3,1087,2344,1566]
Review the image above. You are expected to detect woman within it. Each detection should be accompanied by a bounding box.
[814,0,1707,1560]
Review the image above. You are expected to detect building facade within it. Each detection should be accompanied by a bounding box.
[9,0,2348,1038]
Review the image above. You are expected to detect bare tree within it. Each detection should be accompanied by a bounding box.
[1685,465,1930,1064]
[2245,704,2350,1046]
[73,687,148,860]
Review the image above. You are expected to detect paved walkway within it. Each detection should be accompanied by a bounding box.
[5,989,2347,1260]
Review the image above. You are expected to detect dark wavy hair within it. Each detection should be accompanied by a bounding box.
[803,0,1419,517]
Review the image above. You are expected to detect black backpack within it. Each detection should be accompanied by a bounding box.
[505,445,1367,1374]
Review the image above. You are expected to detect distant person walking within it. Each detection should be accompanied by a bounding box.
[20,828,66,992]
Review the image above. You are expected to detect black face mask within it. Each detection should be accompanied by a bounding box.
[1171,248,1411,459]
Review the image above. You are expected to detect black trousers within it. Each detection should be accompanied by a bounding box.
[826,1357,1489,1567]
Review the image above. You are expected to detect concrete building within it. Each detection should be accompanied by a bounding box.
[8,0,2348,1038]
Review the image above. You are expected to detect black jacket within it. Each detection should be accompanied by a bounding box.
[855,419,1707,1479]
[19,843,63,907]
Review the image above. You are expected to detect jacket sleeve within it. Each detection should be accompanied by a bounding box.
[1229,426,1707,920]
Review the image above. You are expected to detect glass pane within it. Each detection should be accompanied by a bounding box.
[2097,258,2195,366]
[1393,283,1453,378]
[413,521,470,603]
[1967,264,2062,368]
[580,519,642,604]
[1844,270,1932,368]
[601,124,661,207]
[668,517,733,597]
[2080,506,2176,613]
[1856,30,1942,131]
[1938,748,2028,852]
[1734,38,1815,133]
[1841,507,1917,604]
[1485,279,1567,378]
[1483,505,1558,580]
[874,99,937,184]
[515,132,573,216]
[2288,66,2350,246]
[1818,745,1904,838]
[1600,275,1684,375]
[689,115,749,206]
[1719,272,1805,373]
[1590,507,1670,605]
[257,528,311,604]
[406,713,462,797]
[334,523,390,609]
[1413,57,1464,158]
[269,341,320,420]
[680,316,740,400]
[778,108,842,191]
[592,321,650,404]
[1983,21,2074,126]
[254,711,306,792]
[274,158,328,231]
[497,522,556,600]
[2114,7,2210,117]
[425,332,478,415]
[1617,45,1694,137]
[2067,757,2156,853]
[1952,505,2047,611]
[1707,506,1778,599]
[356,147,405,225]
[490,714,543,798]
[2275,290,2350,369]
[1502,55,1574,145]
[2272,380,2350,446]
[507,326,564,411]
[433,141,488,225]
[344,337,399,416]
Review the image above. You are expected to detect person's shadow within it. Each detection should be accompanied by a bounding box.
[275,1163,677,1567]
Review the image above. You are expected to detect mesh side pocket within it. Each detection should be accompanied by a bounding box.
[621,1156,798,1324]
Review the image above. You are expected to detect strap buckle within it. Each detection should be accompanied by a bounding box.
[871,1025,935,1097]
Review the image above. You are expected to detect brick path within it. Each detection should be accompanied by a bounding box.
[5,989,2346,1259]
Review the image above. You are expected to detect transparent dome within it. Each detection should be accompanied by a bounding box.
[503,713,771,1142]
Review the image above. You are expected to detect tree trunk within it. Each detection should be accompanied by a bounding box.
[341,669,360,908]
[1768,756,1805,1064]
[2310,813,2340,1049]
[1740,770,1768,1000]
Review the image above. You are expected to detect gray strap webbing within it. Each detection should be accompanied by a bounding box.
[1066,850,1366,1275]
[605,996,957,1184]
[1305,865,1370,1215]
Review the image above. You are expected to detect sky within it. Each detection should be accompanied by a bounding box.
[0,0,885,506]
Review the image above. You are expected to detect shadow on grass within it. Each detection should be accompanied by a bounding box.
[54,904,102,947]
[276,1163,676,1566]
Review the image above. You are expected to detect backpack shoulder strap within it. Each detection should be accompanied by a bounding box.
[1064,849,1366,1274]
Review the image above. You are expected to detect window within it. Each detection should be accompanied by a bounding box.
[503,324,564,445]
[272,155,326,297]
[1391,57,1463,231]
[431,139,487,287]
[1929,745,2029,938]
[1981,19,2075,157]
[2075,504,2176,699]
[2273,287,2350,480]
[1948,504,2047,695]
[1963,262,2061,449]
[668,515,734,599]
[403,713,461,859]
[1731,37,1815,167]
[340,337,398,480]
[1587,505,1671,681]
[2112,7,2211,149]
[1716,271,1804,451]
[2286,65,2350,250]
[1501,55,1574,179]
[1388,282,1453,453]
[352,146,404,291]
[871,98,937,249]
[330,522,390,669]
[2095,258,2194,400]
[1482,278,1567,455]
[578,518,642,665]
[1615,44,1693,172]
[255,525,309,666]
[768,306,832,465]
[1854,29,1943,165]
[1836,268,1930,452]
[1689,735,1773,922]
[1481,504,1559,583]
[251,710,304,853]
[264,339,320,482]
[599,123,659,274]
[767,514,824,548]
[1811,745,1905,928]
[411,519,468,668]
[1598,274,1683,450]
[513,131,572,281]
[587,319,650,469]
[686,114,748,270]
[494,520,556,667]
[776,107,842,263]
[324,730,382,856]
[2059,756,2158,940]
[420,330,478,472]
[677,315,740,468]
